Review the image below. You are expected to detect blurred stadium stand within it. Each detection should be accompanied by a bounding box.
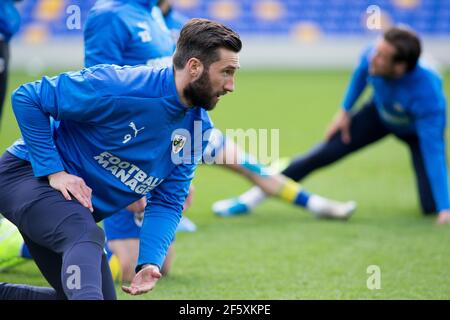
[10,0,450,71]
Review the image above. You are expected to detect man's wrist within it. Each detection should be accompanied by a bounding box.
[48,170,66,178]
[137,263,160,273]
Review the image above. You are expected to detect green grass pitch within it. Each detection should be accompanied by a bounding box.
[1,69,450,299]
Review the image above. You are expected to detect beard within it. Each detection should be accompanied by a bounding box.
[183,69,219,111]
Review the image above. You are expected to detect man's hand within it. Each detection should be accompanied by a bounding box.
[437,210,450,225]
[325,109,352,144]
[122,264,161,295]
[48,171,93,212]
[127,196,147,213]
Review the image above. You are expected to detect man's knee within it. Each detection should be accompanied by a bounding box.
[81,224,105,247]
[58,215,105,252]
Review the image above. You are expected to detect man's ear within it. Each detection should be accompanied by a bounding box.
[186,58,204,80]
[394,62,407,77]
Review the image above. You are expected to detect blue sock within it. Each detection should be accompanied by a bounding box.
[294,190,311,207]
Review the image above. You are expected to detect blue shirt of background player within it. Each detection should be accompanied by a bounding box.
[341,45,449,212]
[8,64,213,270]
[84,0,175,68]
[0,0,21,41]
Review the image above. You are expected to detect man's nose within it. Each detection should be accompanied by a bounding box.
[224,78,235,93]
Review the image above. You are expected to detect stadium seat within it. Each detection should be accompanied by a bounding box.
[13,0,450,40]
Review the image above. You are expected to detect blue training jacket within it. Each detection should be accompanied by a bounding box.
[84,0,210,231]
[8,64,213,270]
[0,0,21,41]
[342,45,449,212]
[84,0,175,68]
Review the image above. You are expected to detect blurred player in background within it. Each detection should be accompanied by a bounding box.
[217,27,450,225]
[0,0,22,129]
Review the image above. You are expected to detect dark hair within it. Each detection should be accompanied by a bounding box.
[173,18,242,70]
[384,27,421,71]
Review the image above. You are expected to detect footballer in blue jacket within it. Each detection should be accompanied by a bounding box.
[84,0,183,282]
[0,18,242,300]
[81,0,357,284]
[217,27,450,225]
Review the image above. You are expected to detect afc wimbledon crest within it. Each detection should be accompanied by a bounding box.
[172,134,187,154]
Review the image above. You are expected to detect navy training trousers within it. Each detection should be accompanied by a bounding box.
[0,151,116,300]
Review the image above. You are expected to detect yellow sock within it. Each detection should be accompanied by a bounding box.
[108,254,123,283]
[278,179,301,202]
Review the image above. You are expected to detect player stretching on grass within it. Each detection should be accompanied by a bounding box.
[0,18,241,299]
[215,27,450,225]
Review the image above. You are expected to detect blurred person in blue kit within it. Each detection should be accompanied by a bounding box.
[217,27,450,225]
[0,0,22,129]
